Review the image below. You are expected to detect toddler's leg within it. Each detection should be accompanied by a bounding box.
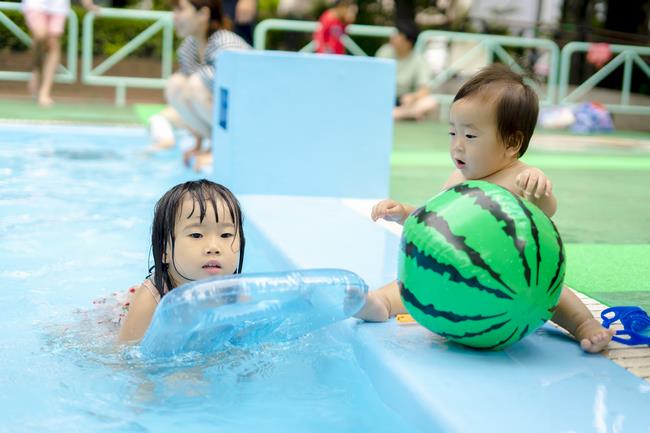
[355,280,407,322]
[551,287,615,353]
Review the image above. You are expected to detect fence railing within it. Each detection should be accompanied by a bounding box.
[416,30,559,108]
[253,18,394,56]
[1,12,649,116]
[0,1,77,83]
[558,42,650,115]
[81,8,174,106]
[254,19,559,111]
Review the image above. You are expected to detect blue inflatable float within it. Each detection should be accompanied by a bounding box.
[140,269,368,358]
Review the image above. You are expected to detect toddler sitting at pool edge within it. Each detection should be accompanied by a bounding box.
[356,64,615,353]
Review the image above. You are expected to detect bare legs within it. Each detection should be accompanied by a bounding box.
[393,94,438,121]
[29,33,60,107]
[164,73,215,171]
[165,73,212,139]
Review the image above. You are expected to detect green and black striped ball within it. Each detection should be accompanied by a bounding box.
[398,181,565,350]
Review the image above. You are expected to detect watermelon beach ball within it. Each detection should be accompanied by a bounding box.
[398,181,565,350]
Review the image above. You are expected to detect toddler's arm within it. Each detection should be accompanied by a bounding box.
[515,166,557,217]
[371,199,415,225]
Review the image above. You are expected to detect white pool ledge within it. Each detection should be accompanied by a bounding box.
[241,194,650,433]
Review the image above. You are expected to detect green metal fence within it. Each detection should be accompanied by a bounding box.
[415,30,559,109]
[558,42,650,115]
[2,11,649,115]
[253,18,394,56]
[81,8,174,106]
[0,1,77,83]
[253,19,560,113]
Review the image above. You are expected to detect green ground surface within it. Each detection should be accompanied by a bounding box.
[1,98,649,310]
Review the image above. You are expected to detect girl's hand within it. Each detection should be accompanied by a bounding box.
[516,167,552,200]
[371,199,409,223]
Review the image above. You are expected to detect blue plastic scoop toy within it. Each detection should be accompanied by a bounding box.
[601,306,650,346]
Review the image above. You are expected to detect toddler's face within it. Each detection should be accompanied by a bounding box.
[165,195,241,288]
[448,96,518,179]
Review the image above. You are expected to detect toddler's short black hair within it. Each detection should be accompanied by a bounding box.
[454,64,539,157]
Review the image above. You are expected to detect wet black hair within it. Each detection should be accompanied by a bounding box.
[149,179,245,298]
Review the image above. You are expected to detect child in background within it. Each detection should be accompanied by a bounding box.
[118,179,246,342]
[22,0,98,106]
[356,64,615,353]
[313,0,357,55]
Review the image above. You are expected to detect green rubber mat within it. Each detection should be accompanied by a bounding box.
[564,244,650,311]
[0,99,166,125]
[133,103,167,124]
[0,99,140,124]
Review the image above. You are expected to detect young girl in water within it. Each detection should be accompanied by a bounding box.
[118,179,245,342]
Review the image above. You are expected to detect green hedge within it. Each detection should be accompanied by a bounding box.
[0,6,180,58]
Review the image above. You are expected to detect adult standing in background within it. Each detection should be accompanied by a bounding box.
[22,0,98,106]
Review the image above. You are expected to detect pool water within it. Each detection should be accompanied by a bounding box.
[0,123,413,433]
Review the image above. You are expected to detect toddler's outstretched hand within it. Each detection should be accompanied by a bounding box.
[371,199,409,223]
[516,167,553,200]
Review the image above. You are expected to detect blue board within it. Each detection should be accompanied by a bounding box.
[212,50,396,198]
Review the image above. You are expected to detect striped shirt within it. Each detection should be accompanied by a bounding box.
[177,29,251,90]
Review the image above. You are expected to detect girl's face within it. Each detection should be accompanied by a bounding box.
[448,95,519,180]
[173,0,208,39]
[165,195,241,288]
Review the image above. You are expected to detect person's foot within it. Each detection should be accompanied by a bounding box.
[192,151,213,173]
[182,148,198,167]
[576,318,616,353]
[37,94,54,107]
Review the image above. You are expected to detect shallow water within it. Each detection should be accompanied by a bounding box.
[0,123,409,433]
